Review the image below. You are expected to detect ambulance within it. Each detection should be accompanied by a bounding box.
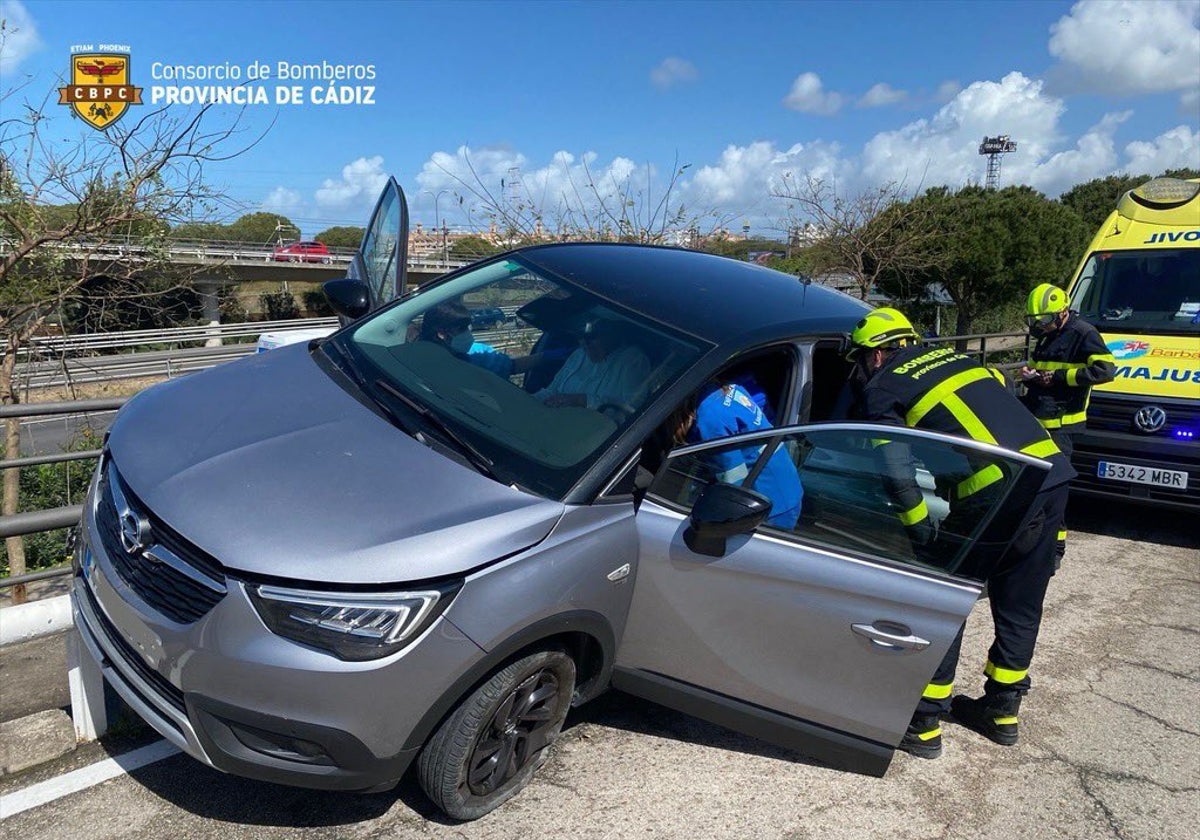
[1066,177,1200,510]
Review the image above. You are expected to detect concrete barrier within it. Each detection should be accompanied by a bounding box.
[0,594,73,647]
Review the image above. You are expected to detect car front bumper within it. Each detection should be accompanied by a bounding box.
[71,511,485,792]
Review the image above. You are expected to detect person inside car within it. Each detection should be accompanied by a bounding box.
[667,382,803,530]
[419,301,542,377]
[534,318,651,411]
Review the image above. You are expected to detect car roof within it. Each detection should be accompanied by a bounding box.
[515,242,870,345]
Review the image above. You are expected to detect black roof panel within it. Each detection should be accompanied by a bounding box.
[516,243,869,345]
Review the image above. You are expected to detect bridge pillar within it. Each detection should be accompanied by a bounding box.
[198,280,222,347]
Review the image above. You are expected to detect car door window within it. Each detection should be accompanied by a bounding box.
[357,178,407,306]
[649,423,1050,580]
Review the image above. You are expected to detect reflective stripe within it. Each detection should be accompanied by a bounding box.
[905,368,993,428]
[1066,368,1079,387]
[1057,529,1068,541]
[922,682,953,700]
[940,393,997,443]
[1038,410,1087,429]
[956,464,1003,499]
[993,716,1019,726]
[1087,353,1116,365]
[984,660,1028,684]
[986,367,1007,385]
[1030,360,1086,371]
[917,727,942,741]
[898,499,929,526]
[1021,438,1061,459]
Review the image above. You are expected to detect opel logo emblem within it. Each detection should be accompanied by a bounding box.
[118,509,152,555]
[1133,405,1167,434]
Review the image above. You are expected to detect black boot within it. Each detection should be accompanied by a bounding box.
[898,714,942,759]
[950,693,1020,746]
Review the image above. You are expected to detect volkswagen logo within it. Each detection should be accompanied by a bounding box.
[118,508,152,555]
[1133,405,1167,434]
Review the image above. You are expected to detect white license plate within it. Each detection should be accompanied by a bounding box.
[1097,461,1189,489]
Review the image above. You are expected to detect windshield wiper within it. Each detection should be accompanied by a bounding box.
[324,341,428,443]
[373,378,499,480]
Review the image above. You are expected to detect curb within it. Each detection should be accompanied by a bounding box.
[0,595,73,647]
[0,709,76,776]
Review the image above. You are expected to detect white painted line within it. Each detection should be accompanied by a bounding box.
[0,739,180,819]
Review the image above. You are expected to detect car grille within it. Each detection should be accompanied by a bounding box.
[1087,394,1200,438]
[78,575,188,719]
[95,461,226,624]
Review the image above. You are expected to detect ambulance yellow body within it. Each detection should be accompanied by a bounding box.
[1066,177,1200,510]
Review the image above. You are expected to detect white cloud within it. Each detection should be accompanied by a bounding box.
[783,72,844,115]
[408,71,1200,233]
[1123,124,1200,175]
[261,186,302,215]
[416,145,663,228]
[858,83,908,108]
[650,57,698,91]
[1182,87,1200,117]
[860,72,1064,190]
[935,80,962,103]
[314,156,390,211]
[1047,0,1200,95]
[0,0,41,74]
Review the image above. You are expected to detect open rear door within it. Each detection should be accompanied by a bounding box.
[349,176,409,310]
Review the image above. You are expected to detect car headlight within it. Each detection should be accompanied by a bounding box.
[246,582,459,661]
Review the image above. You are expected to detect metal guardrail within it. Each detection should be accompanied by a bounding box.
[1,399,124,589]
[0,234,484,271]
[22,317,340,356]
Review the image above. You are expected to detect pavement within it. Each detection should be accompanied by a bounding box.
[0,504,1196,839]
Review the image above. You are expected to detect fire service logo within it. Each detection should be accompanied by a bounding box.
[58,51,144,131]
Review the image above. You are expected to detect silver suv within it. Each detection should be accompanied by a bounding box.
[72,184,1048,820]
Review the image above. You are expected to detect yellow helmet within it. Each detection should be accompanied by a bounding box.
[848,308,919,357]
[1026,283,1070,317]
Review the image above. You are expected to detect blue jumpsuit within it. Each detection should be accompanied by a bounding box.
[690,384,803,529]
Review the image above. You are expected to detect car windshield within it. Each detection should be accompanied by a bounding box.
[336,255,710,498]
[1073,248,1200,334]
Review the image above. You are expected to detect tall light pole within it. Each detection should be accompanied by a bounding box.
[422,189,449,265]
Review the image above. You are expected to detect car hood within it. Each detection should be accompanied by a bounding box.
[106,343,564,584]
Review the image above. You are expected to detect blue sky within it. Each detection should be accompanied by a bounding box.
[3,0,1198,237]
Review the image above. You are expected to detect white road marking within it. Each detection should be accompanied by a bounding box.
[0,739,180,819]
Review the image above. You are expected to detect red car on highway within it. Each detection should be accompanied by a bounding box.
[271,240,332,263]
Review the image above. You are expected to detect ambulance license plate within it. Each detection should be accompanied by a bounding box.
[1097,461,1188,489]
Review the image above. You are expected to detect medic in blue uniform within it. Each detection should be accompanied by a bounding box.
[689,383,803,530]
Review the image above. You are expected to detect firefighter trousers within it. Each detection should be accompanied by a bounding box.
[1049,430,1075,568]
[915,479,1069,718]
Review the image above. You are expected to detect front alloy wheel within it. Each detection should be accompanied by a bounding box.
[418,649,575,820]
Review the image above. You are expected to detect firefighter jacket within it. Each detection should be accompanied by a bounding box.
[1020,313,1117,432]
[857,344,1076,535]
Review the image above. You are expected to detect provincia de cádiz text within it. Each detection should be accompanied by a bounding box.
[148,59,377,106]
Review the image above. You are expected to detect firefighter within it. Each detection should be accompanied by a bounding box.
[1019,284,1116,566]
[846,308,1076,759]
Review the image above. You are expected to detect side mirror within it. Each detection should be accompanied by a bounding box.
[684,482,772,557]
[323,278,371,320]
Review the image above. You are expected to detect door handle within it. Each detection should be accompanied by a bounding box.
[852,622,931,651]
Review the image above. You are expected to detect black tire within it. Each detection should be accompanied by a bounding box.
[417,649,575,821]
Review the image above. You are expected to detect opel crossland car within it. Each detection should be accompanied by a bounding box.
[72,180,1050,820]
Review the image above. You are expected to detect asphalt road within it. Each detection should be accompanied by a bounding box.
[1,505,1196,840]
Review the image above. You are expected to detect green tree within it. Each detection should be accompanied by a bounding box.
[1,96,258,600]
[1058,168,1200,229]
[226,212,295,245]
[315,226,365,248]
[449,235,501,259]
[881,186,1091,339]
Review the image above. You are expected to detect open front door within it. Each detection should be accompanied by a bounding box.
[349,176,409,310]
[615,423,1050,776]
